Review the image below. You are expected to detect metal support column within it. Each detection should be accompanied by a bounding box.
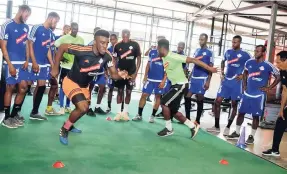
[223,14,228,55]
[219,14,226,56]
[6,0,13,19]
[266,3,278,63]
[210,17,215,47]
[187,21,194,56]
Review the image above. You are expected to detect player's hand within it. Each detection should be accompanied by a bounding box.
[204,82,210,90]
[118,69,129,79]
[158,81,165,89]
[209,67,218,73]
[50,67,59,79]
[260,86,270,92]
[22,61,28,70]
[278,109,285,120]
[235,74,243,81]
[8,64,16,77]
[32,62,39,73]
[143,76,147,83]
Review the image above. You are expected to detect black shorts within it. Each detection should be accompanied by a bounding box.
[59,67,70,88]
[161,83,188,114]
[114,79,135,90]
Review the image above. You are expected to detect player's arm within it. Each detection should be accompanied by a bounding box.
[143,61,150,82]
[205,53,214,87]
[50,43,70,78]
[242,69,248,91]
[0,25,12,65]
[144,47,151,56]
[186,57,217,73]
[54,35,66,48]
[28,26,41,73]
[47,48,54,67]
[265,65,281,91]
[221,51,228,77]
[159,72,167,88]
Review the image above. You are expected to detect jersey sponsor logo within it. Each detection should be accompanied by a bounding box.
[248,71,261,77]
[237,54,242,58]
[16,33,27,44]
[126,56,134,60]
[42,39,51,46]
[129,46,133,50]
[14,29,18,32]
[4,34,8,39]
[259,66,265,70]
[99,58,103,64]
[154,62,163,66]
[251,77,262,81]
[80,64,101,72]
[227,58,239,64]
[151,57,161,62]
[120,50,132,59]
[231,64,240,67]
[23,27,28,32]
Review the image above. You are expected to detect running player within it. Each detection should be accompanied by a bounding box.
[28,12,60,120]
[184,34,213,123]
[113,29,141,121]
[54,22,84,115]
[50,30,129,145]
[227,45,280,144]
[106,33,118,113]
[132,36,166,123]
[0,5,31,128]
[207,35,251,134]
[156,39,217,137]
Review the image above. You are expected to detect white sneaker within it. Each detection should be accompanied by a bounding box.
[223,127,230,136]
[65,107,72,113]
[206,126,220,133]
[149,116,155,123]
[59,107,65,115]
[208,111,214,116]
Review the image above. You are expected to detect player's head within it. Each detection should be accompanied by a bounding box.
[17,5,31,23]
[157,39,169,57]
[94,29,110,55]
[122,29,130,43]
[254,45,266,59]
[177,42,185,53]
[94,27,101,35]
[70,22,78,37]
[276,51,287,70]
[63,25,71,35]
[47,12,60,30]
[199,33,208,47]
[157,35,166,42]
[232,35,242,50]
[110,34,118,46]
[277,51,287,62]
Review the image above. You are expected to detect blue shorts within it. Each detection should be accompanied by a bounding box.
[239,92,266,116]
[30,64,51,81]
[188,77,207,95]
[142,81,164,95]
[107,78,114,88]
[4,64,31,85]
[217,78,242,100]
[94,74,106,85]
[164,80,171,94]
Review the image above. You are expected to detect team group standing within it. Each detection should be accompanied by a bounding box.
[1,4,286,155]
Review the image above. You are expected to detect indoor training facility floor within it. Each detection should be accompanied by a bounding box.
[0,92,286,174]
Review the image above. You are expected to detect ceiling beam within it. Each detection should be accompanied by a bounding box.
[192,0,215,17]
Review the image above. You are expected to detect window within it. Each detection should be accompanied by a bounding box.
[171,30,186,46]
[114,20,130,32]
[117,2,152,14]
[96,17,113,31]
[132,14,146,24]
[78,32,93,45]
[173,21,186,30]
[152,27,171,41]
[147,17,152,25]
[130,23,146,41]
[97,9,114,18]
[79,5,97,16]
[47,1,66,11]
[66,3,72,12]
[78,14,96,33]
[154,8,172,18]
[116,12,131,22]
[95,0,115,8]
[65,12,72,24]
[26,7,46,25]
[28,0,48,8]
[174,11,186,20]
[13,0,26,6]
[145,25,151,41]
[0,4,6,13]
[158,19,172,28]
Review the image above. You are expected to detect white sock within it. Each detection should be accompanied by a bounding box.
[124,104,129,113]
[184,119,195,129]
[95,104,100,108]
[117,103,122,113]
[251,129,256,137]
[165,120,172,131]
[236,125,241,134]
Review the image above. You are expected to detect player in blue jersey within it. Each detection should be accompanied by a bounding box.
[207,35,252,134]
[132,36,166,123]
[0,5,31,128]
[28,12,60,120]
[184,33,213,123]
[227,45,280,144]
[106,34,120,113]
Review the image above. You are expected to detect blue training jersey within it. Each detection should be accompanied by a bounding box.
[245,59,279,96]
[148,48,164,82]
[224,49,251,79]
[28,24,52,65]
[0,19,29,63]
[50,31,56,59]
[192,48,213,78]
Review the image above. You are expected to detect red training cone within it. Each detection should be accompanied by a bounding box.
[219,159,229,165]
[53,161,65,168]
[236,126,246,149]
[106,116,112,121]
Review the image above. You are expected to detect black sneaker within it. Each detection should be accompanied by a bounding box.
[27,91,33,96]
[157,128,174,137]
[94,107,107,114]
[147,97,152,102]
[29,112,48,121]
[191,123,200,139]
[87,108,96,116]
[246,135,254,145]
[59,127,69,145]
[106,107,111,114]
[262,149,280,157]
[155,112,164,118]
[227,131,240,140]
[15,112,25,122]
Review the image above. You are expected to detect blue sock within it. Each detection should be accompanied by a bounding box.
[66,98,70,108]
[59,88,65,108]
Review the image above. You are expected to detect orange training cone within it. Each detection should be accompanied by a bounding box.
[53,161,65,168]
[219,159,229,165]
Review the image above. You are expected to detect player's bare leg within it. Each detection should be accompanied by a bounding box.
[122,88,132,121]
[114,88,124,121]
[45,78,60,115]
[223,100,239,135]
[30,80,47,120]
[207,97,223,133]
[94,84,107,114]
[2,84,17,128]
[227,113,245,140]
[133,92,149,121]
[106,86,114,113]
